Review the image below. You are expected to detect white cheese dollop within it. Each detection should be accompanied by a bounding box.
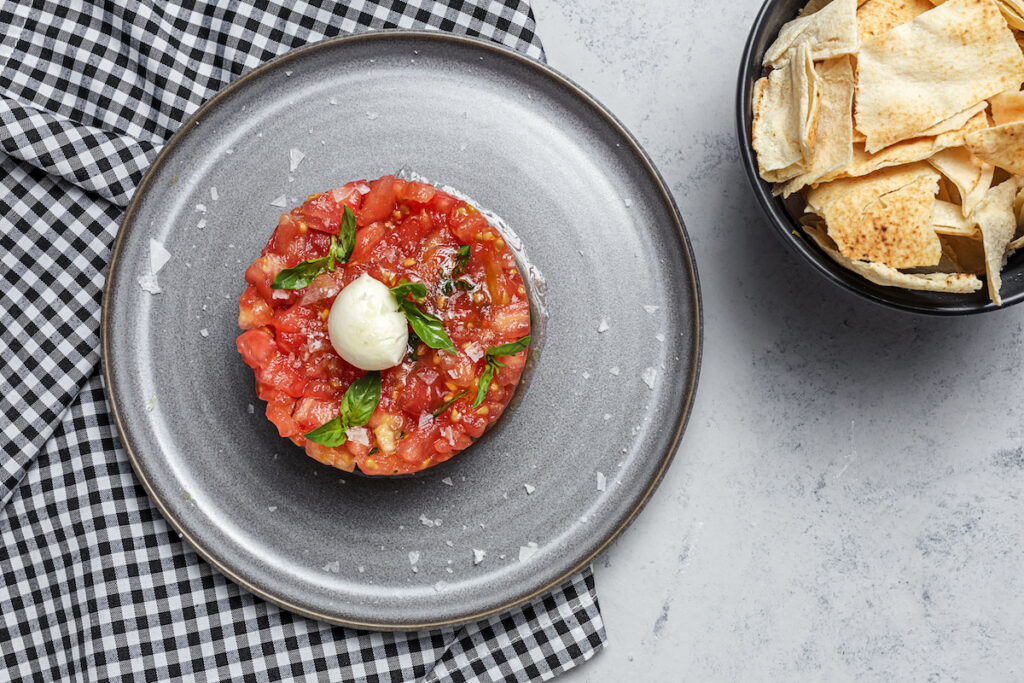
[328,273,408,370]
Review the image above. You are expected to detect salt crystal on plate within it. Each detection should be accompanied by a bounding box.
[624,198,633,208]
[419,514,435,528]
[445,540,454,547]
[366,112,380,120]
[210,186,219,201]
[582,371,590,380]
[149,239,172,274]
[195,203,207,213]
[329,97,338,105]
[199,328,209,338]
[518,543,539,562]
[247,404,255,414]
[346,427,370,446]
[609,366,620,376]
[446,568,453,574]
[642,304,658,314]
[597,318,610,333]
[642,367,657,389]
[473,549,486,565]
[289,148,305,172]
[434,581,447,592]
[270,195,287,208]
[138,274,162,295]
[285,70,293,76]
[268,505,277,512]
[603,414,611,420]
[524,484,535,495]
[434,519,442,526]
[358,566,365,573]
[196,218,207,229]
[596,472,606,491]
[656,333,665,342]
[323,561,339,573]
[408,551,420,566]
[441,477,453,487]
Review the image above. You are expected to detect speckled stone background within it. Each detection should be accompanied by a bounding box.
[535,1,1024,680]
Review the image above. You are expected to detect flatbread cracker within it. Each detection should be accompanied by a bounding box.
[857,0,933,41]
[764,0,859,68]
[752,43,820,182]
[855,0,1024,152]
[972,175,1024,304]
[916,102,988,138]
[804,224,983,291]
[932,199,979,235]
[927,147,995,216]
[965,121,1024,175]
[990,90,1024,125]
[808,164,943,267]
[776,56,856,197]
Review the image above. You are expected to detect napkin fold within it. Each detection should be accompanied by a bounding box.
[0,2,605,680]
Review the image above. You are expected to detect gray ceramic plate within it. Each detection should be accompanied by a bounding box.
[103,31,701,629]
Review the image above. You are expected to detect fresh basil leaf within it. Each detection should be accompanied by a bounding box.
[400,301,457,354]
[272,254,332,290]
[441,279,454,296]
[304,416,347,447]
[390,280,428,303]
[339,371,381,428]
[407,330,421,362]
[453,244,471,274]
[432,390,468,417]
[486,334,531,359]
[369,447,379,455]
[472,362,496,408]
[334,206,357,263]
[454,280,474,291]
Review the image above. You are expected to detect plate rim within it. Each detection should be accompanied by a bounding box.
[101,28,703,630]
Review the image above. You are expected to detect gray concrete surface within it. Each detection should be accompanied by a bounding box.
[531,1,1024,680]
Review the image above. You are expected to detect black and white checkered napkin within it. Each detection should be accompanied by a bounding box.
[0,3,605,680]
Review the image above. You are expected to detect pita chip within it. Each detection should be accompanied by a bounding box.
[857,0,934,41]
[764,0,859,68]
[964,121,1024,175]
[808,164,943,267]
[752,42,820,182]
[990,90,1024,125]
[915,101,988,138]
[928,147,995,216]
[776,56,855,197]
[971,175,1024,304]
[932,200,978,235]
[996,0,1024,29]
[803,224,983,291]
[820,110,988,181]
[855,0,1024,153]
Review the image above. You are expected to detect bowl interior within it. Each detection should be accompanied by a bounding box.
[736,0,1024,315]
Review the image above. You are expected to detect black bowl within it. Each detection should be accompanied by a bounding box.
[736,0,1024,315]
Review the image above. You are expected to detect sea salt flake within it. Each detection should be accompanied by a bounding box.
[445,540,454,547]
[408,551,420,566]
[329,97,338,105]
[418,412,433,429]
[366,111,380,120]
[272,289,290,300]
[442,477,454,487]
[434,519,442,526]
[609,366,621,376]
[268,505,277,512]
[419,514,435,528]
[199,328,209,338]
[285,70,293,76]
[323,561,339,573]
[138,273,162,294]
[603,414,611,421]
[597,318,610,333]
[642,305,659,314]
[247,404,255,414]
[358,566,365,573]
[434,581,447,592]
[446,568,453,574]
[596,472,606,491]
[289,148,305,172]
[473,549,486,565]
[582,372,590,380]
[210,186,219,201]
[149,239,172,274]
[624,198,633,207]
[196,218,207,229]
[270,195,287,207]
[518,543,539,563]
[656,333,665,342]
[195,203,207,213]
[524,484,535,495]
[346,427,369,446]
[642,367,657,390]
[464,342,484,362]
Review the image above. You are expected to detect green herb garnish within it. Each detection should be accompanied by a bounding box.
[272,206,357,289]
[472,334,531,408]
[454,280,474,291]
[432,390,468,417]
[304,370,381,446]
[407,330,421,362]
[442,279,454,295]
[453,244,471,274]
[390,280,457,354]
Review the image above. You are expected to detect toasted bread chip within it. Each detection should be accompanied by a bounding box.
[932,199,978,236]
[997,0,1024,29]
[964,121,1024,175]
[753,42,820,182]
[972,176,1024,304]
[990,89,1024,125]
[916,102,989,138]
[928,147,995,216]
[776,56,856,197]
[808,164,943,266]
[820,110,988,181]
[804,224,983,291]
[764,0,859,68]
[943,234,989,274]
[857,0,933,41]
[856,0,1024,153]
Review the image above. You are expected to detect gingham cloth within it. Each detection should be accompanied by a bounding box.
[0,2,606,680]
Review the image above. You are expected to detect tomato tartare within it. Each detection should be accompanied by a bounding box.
[237,175,531,475]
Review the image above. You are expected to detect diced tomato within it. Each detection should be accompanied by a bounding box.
[266,401,300,438]
[255,355,307,397]
[350,223,385,262]
[238,286,273,330]
[397,181,436,205]
[237,329,277,368]
[358,175,397,224]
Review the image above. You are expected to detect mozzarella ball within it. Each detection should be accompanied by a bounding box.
[327,273,408,370]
